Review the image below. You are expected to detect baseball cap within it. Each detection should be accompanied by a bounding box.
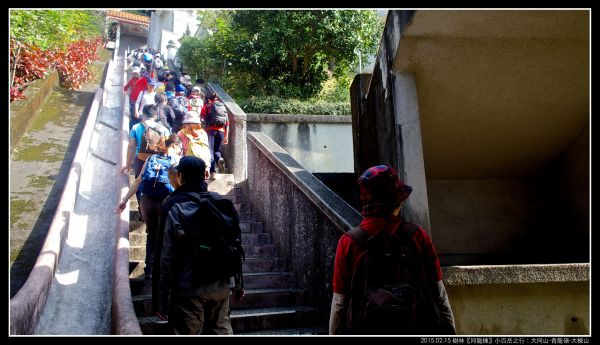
[192,86,201,93]
[174,156,206,180]
[131,66,141,74]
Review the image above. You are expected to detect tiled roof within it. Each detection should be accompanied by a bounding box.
[106,10,150,26]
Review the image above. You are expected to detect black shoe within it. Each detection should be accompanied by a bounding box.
[138,207,144,222]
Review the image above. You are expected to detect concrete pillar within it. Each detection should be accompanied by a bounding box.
[391,71,431,234]
[350,73,373,179]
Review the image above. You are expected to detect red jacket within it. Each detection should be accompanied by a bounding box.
[332,215,443,294]
[124,77,148,103]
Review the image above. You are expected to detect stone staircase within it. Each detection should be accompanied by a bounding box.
[128,173,326,335]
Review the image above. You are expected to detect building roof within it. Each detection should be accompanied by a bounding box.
[106,10,150,26]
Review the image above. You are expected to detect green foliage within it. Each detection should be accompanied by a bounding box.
[177,10,382,100]
[237,96,350,115]
[10,10,103,51]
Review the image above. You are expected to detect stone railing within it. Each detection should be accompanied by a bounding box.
[111,49,142,335]
[246,131,362,318]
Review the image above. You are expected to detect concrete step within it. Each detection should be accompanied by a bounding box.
[230,288,305,310]
[129,260,146,278]
[139,309,324,335]
[231,306,321,333]
[243,257,284,273]
[132,294,154,317]
[242,244,279,258]
[207,173,236,196]
[132,270,296,293]
[233,202,251,215]
[243,272,295,289]
[132,288,306,317]
[240,212,259,222]
[129,245,146,262]
[240,221,264,234]
[138,316,173,335]
[241,232,272,245]
[129,232,147,246]
[239,326,327,335]
[129,218,146,233]
[130,276,152,295]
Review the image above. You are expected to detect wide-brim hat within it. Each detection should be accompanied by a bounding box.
[182,111,201,124]
[358,165,413,217]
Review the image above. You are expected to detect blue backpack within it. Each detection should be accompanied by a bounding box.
[140,154,175,198]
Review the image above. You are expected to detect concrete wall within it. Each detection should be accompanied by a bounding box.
[10,70,59,154]
[351,10,589,262]
[247,114,354,173]
[247,131,362,316]
[443,264,589,335]
[350,10,432,232]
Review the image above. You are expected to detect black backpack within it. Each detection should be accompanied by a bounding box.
[205,101,228,127]
[346,222,442,335]
[178,191,245,284]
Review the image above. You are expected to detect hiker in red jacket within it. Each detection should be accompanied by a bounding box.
[124,66,149,129]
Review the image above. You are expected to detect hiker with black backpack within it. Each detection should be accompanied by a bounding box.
[156,156,245,335]
[201,92,229,180]
[121,104,171,221]
[329,165,456,335]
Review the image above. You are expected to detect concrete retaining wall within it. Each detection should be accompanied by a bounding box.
[247,114,354,173]
[443,264,590,335]
[10,69,60,154]
[247,131,362,316]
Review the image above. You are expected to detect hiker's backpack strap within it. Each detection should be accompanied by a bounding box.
[347,226,370,248]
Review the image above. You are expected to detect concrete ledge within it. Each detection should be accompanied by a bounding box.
[10,69,60,154]
[248,131,362,232]
[111,52,142,335]
[442,263,590,286]
[247,113,352,123]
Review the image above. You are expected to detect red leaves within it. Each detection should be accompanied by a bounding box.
[10,37,102,100]
[55,38,101,90]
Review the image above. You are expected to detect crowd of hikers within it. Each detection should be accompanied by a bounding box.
[118,46,237,334]
[117,46,455,336]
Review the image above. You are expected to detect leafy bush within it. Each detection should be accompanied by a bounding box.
[10,37,102,101]
[9,10,103,101]
[237,96,350,115]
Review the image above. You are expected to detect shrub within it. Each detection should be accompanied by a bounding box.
[237,96,350,115]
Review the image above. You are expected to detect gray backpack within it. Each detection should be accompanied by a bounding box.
[206,101,228,127]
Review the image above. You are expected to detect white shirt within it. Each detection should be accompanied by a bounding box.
[136,91,157,114]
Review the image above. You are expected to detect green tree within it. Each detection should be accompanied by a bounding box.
[10,10,103,51]
[177,10,382,99]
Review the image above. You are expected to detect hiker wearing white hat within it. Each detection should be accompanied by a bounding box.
[187,85,205,114]
[176,111,211,178]
[124,65,149,128]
